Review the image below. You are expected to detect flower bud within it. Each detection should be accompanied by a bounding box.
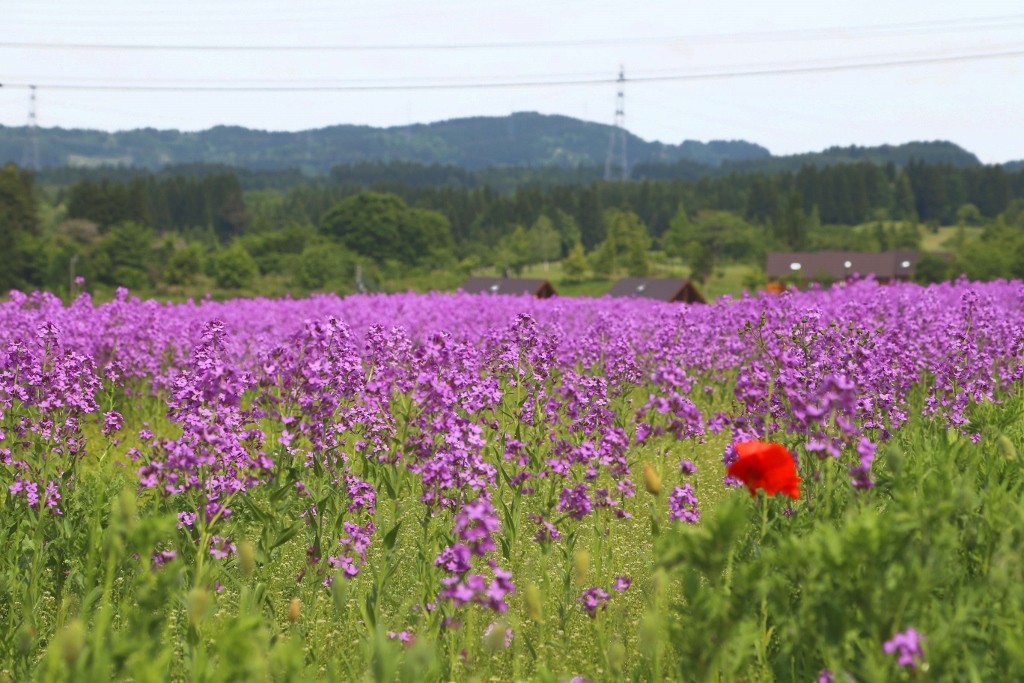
[607,640,626,675]
[997,434,1017,460]
[483,621,511,651]
[643,463,662,496]
[573,549,590,586]
[61,619,86,665]
[651,568,668,603]
[114,489,138,533]
[524,583,543,623]
[288,597,301,623]
[238,541,256,580]
[187,588,209,627]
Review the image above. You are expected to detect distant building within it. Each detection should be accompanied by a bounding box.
[607,277,706,304]
[460,277,557,298]
[765,251,920,286]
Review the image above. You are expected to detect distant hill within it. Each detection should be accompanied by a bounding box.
[1005,160,1024,171]
[0,112,769,174]
[730,141,981,170]
[633,141,981,180]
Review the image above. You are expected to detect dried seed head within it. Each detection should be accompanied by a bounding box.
[289,597,301,623]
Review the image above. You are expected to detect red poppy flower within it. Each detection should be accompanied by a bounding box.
[727,441,801,500]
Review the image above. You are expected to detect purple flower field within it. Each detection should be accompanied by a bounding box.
[2,278,1023,680]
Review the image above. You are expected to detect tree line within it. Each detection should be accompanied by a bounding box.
[3,157,1024,296]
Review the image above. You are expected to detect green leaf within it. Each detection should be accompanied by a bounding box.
[271,521,303,551]
[382,521,402,551]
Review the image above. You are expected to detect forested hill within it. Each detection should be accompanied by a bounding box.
[633,141,983,180]
[0,112,769,173]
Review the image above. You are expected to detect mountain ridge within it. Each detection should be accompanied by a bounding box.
[0,111,1010,176]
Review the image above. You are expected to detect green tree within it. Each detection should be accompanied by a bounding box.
[495,225,532,276]
[321,192,407,263]
[164,244,202,286]
[773,193,809,250]
[591,209,652,277]
[0,163,41,290]
[690,211,762,263]
[93,221,155,289]
[956,203,982,227]
[684,240,716,285]
[913,253,953,284]
[661,204,693,260]
[294,241,354,291]
[561,242,589,282]
[552,209,582,257]
[320,192,452,266]
[893,171,917,221]
[529,215,562,269]
[211,242,259,289]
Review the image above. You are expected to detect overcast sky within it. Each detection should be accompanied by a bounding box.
[2,0,1023,163]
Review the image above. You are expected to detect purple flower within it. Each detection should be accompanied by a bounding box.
[668,484,700,524]
[388,630,414,645]
[612,575,632,592]
[208,535,237,560]
[849,436,877,489]
[529,514,562,544]
[328,555,360,578]
[435,544,473,574]
[453,497,501,555]
[557,483,592,520]
[679,459,697,475]
[152,548,177,567]
[577,587,610,617]
[883,627,925,669]
[102,410,124,436]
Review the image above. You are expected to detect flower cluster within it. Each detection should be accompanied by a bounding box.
[435,497,515,614]
[883,627,925,669]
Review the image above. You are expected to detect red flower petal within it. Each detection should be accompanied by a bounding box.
[728,440,801,500]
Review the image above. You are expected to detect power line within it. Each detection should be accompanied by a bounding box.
[3,13,1024,51]
[2,46,1022,92]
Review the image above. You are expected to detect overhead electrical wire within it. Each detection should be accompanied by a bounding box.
[2,46,1022,92]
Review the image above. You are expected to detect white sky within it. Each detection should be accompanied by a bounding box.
[2,0,1023,163]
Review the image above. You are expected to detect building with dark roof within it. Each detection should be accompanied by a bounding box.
[607,278,706,303]
[460,277,557,298]
[765,251,921,284]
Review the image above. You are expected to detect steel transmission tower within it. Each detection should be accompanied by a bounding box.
[22,86,40,171]
[603,66,628,181]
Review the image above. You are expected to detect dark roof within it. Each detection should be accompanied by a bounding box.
[766,251,921,281]
[607,278,706,303]
[460,277,556,298]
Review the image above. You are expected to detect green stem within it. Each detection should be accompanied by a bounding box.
[758,492,770,671]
